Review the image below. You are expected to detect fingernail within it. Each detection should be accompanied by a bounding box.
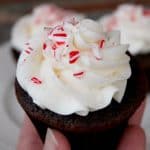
[43,129,58,150]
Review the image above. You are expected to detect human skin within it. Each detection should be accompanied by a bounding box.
[17,101,146,150]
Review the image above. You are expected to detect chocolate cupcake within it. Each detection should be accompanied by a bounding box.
[99,4,150,90]
[15,19,147,149]
[10,3,84,61]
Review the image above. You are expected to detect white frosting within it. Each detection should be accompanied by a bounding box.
[99,4,150,55]
[11,4,84,52]
[16,19,131,116]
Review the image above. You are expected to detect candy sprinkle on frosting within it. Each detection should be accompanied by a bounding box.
[52,43,57,50]
[31,77,42,84]
[53,33,67,37]
[69,50,80,64]
[99,39,105,49]
[56,41,65,45]
[73,71,84,78]
[28,47,33,51]
[43,43,47,50]
[25,50,31,54]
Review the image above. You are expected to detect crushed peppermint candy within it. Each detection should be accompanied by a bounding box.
[31,77,42,84]
[99,39,105,48]
[53,33,67,37]
[44,25,69,59]
[51,43,57,57]
[25,50,31,54]
[24,45,34,54]
[43,43,47,50]
[69,50,80,64]
[28,47,33,51]
[56,41,65,45]
[52,44,57,50]
[73,71,85,78]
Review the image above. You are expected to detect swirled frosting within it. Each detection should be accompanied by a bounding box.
[16,19,131,116]
[99,4,150,55]
[11,4,84,52]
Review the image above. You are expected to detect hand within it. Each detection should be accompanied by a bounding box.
[17,101,146,150]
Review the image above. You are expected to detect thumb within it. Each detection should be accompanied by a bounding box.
[117,125,146,150]
[43,129,71,150]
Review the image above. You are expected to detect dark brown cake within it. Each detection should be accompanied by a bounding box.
[135,53,150,90]
[15,57,147,150]
[11,48,20,62]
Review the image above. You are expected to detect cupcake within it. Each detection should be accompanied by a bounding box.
[15,19,147,149]
[99,4,150,89]
[11,3,84,61]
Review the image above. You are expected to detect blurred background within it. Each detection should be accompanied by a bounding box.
[0,0,150,44]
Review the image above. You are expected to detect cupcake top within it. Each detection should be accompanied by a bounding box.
[16,18,131,116]
[99,4,150,55]
[11,4,84,52]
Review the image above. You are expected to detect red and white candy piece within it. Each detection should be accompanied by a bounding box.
[24,45,34,55]
[28,47,33,51]
[25,50,31,54]
[47,26,67,55]
[69,50,80,64]
[56,41,65,46]
[43,43,47,50]
[51,43,57,57]
[47,25,67,41]
[73,71,84,78]
[53,33,67,37]
[31,77,42,84]
[99,39,105,49]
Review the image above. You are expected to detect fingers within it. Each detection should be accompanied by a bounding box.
[19,108,146,150]
[118,125,146,150]
[17,115,70,150]
[17,115,43,150]
[129,100,145,125]
[43,129,71,150]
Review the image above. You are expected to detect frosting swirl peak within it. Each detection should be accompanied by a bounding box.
[11,4,84,52]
